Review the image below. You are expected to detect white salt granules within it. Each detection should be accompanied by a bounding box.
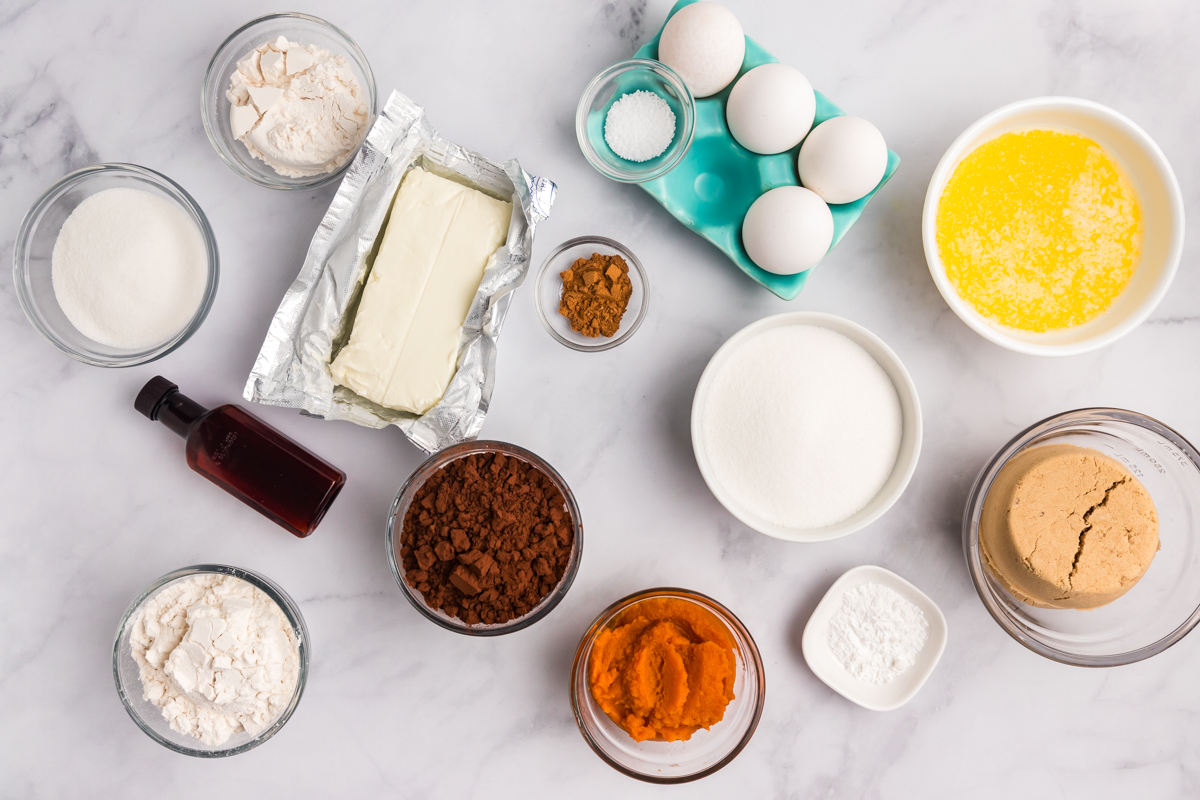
[51,187,207,349]
[701,325,902,529]
[604,90,676,162]
[827,582,929,684]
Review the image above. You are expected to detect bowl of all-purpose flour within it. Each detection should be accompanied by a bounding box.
[691,312,923,542]
[113,565,308,757]
[202,13,376,189]
[13,164,219,367]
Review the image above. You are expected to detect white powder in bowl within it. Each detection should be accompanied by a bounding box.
[604,90,676,162]
[130,573,300,746]
[701,325,902,529]
[226,36,369,178]
[827,582,929,684]
[51,187,208,350]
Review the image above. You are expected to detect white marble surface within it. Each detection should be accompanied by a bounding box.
[2,0,1198,796]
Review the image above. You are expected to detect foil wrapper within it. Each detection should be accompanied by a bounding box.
[244,90,556,453]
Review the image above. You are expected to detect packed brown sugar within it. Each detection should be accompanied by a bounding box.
[588,597,737,742]
[980,443,1159,609]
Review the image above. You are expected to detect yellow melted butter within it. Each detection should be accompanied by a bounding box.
[936,129,1142,332]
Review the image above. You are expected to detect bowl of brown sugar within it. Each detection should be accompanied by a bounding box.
[535,236,648,352]
[386,441,583,635]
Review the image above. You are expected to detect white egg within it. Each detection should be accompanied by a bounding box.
[797,115,888,204]
[726,64,815,155]
[658,2,745,98]
[741,186,833,275]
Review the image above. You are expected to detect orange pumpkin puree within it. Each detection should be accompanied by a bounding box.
[588,597,737,742]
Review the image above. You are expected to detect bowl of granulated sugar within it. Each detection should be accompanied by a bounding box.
[14,163,219,368]
[691,312,922,542]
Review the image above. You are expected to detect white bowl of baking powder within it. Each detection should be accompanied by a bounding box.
[801,565,948,711]
[691,311,922,542]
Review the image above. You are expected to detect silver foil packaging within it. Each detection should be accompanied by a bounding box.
[244,90,556,453]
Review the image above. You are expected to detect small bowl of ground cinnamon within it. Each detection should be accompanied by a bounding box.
[535,236,648,352]
[386,441,583,635]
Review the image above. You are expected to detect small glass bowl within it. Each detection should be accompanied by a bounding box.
[13,163,219,367]
[112,565,310,757]
[570,588,765,784]
[201,13,377,190]
[535,236,649,352]
[576,58,696,183]
[385,441,583,636]
[964,409,1200,666]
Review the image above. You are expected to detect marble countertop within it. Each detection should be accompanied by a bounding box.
[3,0,1198,796]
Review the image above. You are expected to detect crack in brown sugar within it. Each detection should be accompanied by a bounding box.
[1067,478,1125,588]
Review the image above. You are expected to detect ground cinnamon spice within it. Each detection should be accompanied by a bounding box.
[558,252,633,338]
[399,451,575,626]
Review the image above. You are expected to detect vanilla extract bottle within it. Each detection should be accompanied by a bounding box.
[135,376,345,537]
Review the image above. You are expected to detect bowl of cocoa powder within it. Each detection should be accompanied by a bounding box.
[386,441,583,635]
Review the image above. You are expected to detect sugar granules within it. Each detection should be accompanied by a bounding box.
[51,187,207,349]
[827,581,929,684]
[701,325,902,529]
[604,90,676,162]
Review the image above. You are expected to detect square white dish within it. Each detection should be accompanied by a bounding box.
[801,565,948,711]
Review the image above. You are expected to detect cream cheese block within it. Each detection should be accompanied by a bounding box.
[330,167,512,414]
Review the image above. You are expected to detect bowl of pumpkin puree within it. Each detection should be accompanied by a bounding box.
[570,588,765,783]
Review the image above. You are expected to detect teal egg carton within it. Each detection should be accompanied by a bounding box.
[607,0,900,300]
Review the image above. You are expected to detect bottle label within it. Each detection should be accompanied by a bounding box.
[211,431,239,465]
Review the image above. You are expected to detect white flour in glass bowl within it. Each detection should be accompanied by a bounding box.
[130,573,299,746]
[226,35,369,178]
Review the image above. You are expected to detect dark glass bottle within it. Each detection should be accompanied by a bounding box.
[135,376,346,538]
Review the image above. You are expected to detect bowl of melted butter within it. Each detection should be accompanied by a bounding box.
[922,97,1183,356]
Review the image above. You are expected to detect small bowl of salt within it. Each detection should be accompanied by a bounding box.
[801,565,948,712]
[576,58,696,183]
[13,163,219,367]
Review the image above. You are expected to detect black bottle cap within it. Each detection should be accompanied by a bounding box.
[135,376,179,421]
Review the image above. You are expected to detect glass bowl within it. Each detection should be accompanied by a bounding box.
[112,564,310,757]
[570,588,765,783]
[535,236,649,352]
[964,408,1200,666]
[576,58,695,183]
[201,13,377,190]
[385,440,583,636]
[13,163,219,367]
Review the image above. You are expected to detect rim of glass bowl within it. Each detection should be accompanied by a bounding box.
[962,407,1200,666]
[201,12,377,190]
[12,163,220,368]
[569,587,766,784]
[385,440,584,636]
[575,58,696,184]
[534,236,649,352]
[111,564,310,757]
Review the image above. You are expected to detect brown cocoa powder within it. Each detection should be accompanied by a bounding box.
[558,252,633,338]
[399,451,575,626]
